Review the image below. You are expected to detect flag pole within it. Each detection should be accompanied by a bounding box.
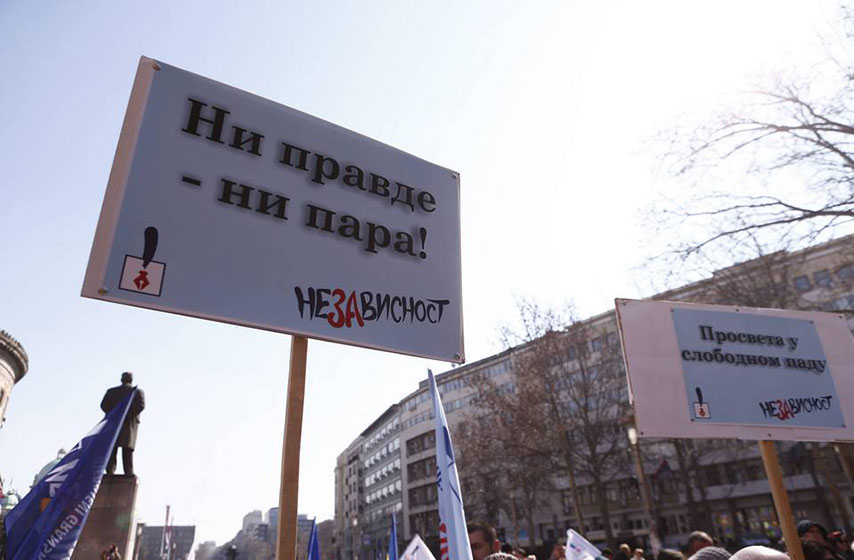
[160,505,169,560]
[427,370,473,560]
[277,336,309,560]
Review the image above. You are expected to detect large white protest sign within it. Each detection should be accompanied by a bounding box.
[82,57,464,362]
[616,299,854,441]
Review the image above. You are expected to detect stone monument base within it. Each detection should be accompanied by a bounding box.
[71,475,139,560]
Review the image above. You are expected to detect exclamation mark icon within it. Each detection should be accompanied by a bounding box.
[133,227,159,290]
[120,226,166,296]
[694,387,710,419]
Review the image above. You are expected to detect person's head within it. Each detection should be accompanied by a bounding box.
[797,520,829,546]
[601,549,613,560]
[620,544,632,556]
[484,554,517,560]
[729,547,789,560]
[467,521,500,560]
[551,541,566,560]
[121,371,133,385]
[687,546,730,560]
[686,532,714,556]
[658,549,685,560]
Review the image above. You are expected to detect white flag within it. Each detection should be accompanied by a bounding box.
[429,370,473,560]
[402,534,438,560]
[566,529,600,560]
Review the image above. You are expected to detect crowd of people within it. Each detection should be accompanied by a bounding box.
[465,519,854,560]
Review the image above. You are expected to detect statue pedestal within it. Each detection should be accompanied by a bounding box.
[72,475,139,560]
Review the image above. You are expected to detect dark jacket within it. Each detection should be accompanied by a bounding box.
[100,384,145,449]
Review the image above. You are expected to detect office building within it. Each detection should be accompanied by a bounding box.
[333,235,854,556]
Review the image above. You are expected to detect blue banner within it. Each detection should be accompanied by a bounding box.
[388,514,399,560]
[308,518,320,560]
[4,390,136,560]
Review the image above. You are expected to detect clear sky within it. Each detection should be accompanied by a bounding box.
[0,0,840,548]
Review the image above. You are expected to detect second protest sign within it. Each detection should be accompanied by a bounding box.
[616,298,854,442]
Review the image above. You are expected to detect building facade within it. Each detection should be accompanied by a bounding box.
[333,235,854,558]
[318,519,334,560]
[0,329,28,429]
[194,541,218,560]
[357,405,403,560]
[243,510,263,532]
[334,435,364,560]
[135,525,196,560]
[266,507,279,545]
[399,353,513,552]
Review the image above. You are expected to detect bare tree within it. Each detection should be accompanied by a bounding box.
[652,4,854,273]
[458,392,555,547]
[458,300,630,551]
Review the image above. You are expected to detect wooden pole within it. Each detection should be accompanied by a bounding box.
[758,440,804,560]
[277,336,309,560]
[630,437,661,557]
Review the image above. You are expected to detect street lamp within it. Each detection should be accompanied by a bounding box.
[626,424,661,557]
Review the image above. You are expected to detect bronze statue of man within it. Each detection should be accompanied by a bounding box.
[100,371,146,476]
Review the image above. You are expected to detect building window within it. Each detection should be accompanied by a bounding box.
[837,265,854,284]
[406,431,435,457]
[561,490,574,514]
[793,275,812,292]
[814,269,833,289]
[725,463,743,484]
[825,295,854,311]
[605,483,618,503]
[704,465,721,486]
[744,460,763,481]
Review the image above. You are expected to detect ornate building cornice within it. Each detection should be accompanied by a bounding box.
[0,330,28,383]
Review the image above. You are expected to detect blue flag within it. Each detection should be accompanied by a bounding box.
[307,517,320,560]
[388,514,399,560]
[4,389,137,560]
[428,370,472,560]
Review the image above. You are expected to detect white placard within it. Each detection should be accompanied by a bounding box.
[615,298,854,441]
[83,57,464,363]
